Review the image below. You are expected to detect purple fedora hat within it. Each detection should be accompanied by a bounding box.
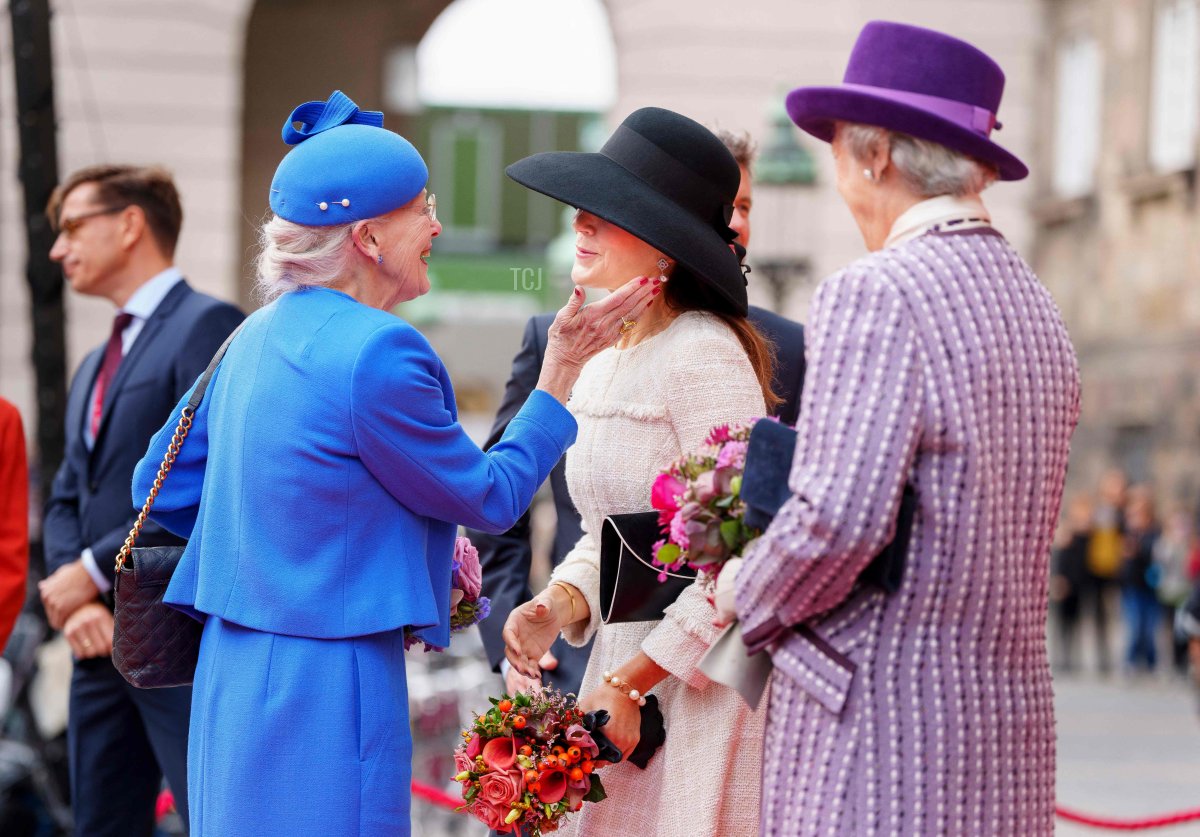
[786,20,1027,181]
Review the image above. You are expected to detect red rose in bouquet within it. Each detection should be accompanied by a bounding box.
[453,687,620,835]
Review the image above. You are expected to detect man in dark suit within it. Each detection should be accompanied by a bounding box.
[470,131,807,697]
[38,164,243,836]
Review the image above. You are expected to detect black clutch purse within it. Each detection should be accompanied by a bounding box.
[112,324,243,689]
[598,512,696,624]
[741,419,914,594]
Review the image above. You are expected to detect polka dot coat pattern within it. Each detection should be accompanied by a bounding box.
[735,229,1081,836]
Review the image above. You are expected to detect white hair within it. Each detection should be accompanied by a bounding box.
[840,122,997,197]
[254,215,358,303]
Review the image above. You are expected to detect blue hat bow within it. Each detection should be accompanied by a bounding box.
[281,90,385,145]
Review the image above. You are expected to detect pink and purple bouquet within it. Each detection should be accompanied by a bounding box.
[453,687,618,834]
[405,536,491,651]
[650,419,763,581]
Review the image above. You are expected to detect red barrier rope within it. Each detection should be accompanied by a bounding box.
[412,780,463,811]
[412,783,1200,830]
[1055,804,1200,831]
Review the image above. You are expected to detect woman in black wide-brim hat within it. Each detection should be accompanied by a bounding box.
[501,107,773,836]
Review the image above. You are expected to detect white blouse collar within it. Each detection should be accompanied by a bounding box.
[884,194,991,249]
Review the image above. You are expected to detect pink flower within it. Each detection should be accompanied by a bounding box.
[566,783,587,811]
[465,733,482,760]
[564,723,599,757]
[706,423,732,445]
[669,511,690,550]
[651,472,686,514]
[692,471,719,504]
[481,736,518,772]
[536,766,568,803]
[454,748,473,775]
[479,767,525,808]
[472,798,514,832]
[454,536,483,599]
[715,440,748,471]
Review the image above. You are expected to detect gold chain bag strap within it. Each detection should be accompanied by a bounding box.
[111,323,243,689]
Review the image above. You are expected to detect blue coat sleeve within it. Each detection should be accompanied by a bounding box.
[350,322,576,533]
[131,373,211,539]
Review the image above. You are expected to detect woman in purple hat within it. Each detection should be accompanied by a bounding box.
[722,21,1081,836]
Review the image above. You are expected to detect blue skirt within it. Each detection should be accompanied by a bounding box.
[188,616,412,836]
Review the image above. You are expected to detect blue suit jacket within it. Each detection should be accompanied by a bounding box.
[135,287,577,647]
[469,304,806,689]
[43,280,244,584]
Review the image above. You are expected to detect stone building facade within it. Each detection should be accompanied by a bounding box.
[1032,0,1200,506]
[1,0,1043,490]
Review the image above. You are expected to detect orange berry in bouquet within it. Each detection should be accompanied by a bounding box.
[452,687,621,835]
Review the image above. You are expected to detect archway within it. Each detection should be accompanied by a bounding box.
[238,0,452,305]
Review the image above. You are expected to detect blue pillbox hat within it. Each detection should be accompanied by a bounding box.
[269,90,428,226]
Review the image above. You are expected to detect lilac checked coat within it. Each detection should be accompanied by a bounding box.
[736,228,1080,836]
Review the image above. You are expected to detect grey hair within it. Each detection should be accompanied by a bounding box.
[716,128,757,170]
[254,215,358,303]
[839,122,997,197]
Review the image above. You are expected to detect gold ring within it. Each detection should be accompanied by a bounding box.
[620,316,637,335]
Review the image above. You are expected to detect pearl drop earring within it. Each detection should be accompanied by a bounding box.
[657,257,670,283]
[862,168,875,181]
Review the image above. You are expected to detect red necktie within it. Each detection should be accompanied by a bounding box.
[90,312,134,438]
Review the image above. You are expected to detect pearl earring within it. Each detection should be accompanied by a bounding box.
[657,257,670,283]
[862,168,875,181]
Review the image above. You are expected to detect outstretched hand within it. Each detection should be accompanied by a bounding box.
[502,589,564,679]
[537,276,661,403]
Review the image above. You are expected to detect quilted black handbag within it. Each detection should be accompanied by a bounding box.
[112,325,241,689]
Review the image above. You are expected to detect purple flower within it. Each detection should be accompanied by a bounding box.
[564,723,600,757]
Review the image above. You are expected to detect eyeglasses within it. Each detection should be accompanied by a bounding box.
[56,205,128,237]
[421,193,437,223]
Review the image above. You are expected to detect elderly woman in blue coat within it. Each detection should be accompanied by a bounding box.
[132,91,657,837]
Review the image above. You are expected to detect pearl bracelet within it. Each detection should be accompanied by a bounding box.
[602,670,648,706]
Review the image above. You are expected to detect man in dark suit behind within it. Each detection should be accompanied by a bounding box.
[38,165,243,836]
[470,131,807,697]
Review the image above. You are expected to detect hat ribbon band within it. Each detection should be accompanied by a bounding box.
[600,125,736,238]
[841,83,999,136]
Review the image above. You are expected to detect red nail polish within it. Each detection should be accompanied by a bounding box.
[640,277,648,285]
[574,287,582,297]
[652,287,661,295]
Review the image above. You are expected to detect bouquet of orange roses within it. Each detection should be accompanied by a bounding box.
[453,687,620,834]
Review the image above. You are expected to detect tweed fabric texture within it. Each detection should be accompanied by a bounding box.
[549,311,766,837]
[736,229,1080,836]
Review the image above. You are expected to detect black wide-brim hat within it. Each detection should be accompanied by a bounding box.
[506,107,748,316]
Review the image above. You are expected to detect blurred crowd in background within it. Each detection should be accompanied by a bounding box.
[1053,468,1200,684]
